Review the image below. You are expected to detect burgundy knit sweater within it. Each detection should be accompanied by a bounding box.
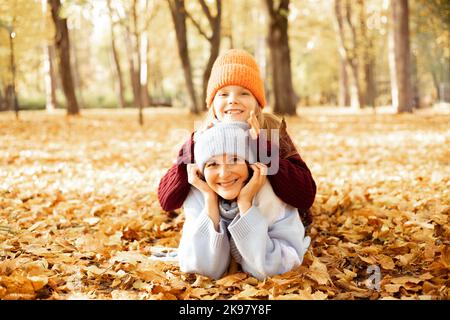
[158,129,316,225]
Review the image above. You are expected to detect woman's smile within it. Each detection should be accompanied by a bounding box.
[217,178,239,188]
[204,154,249,200]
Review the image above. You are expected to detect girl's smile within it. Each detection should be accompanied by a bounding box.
[213,85,259,122]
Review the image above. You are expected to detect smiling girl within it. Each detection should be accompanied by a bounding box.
[158,49,316,225]
[178,122,311,280]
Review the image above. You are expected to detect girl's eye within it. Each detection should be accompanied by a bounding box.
[219,92,228,97]
[241,91,250,96]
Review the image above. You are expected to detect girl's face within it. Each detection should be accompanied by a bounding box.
[212,85,259,122]
[203,154,249,201]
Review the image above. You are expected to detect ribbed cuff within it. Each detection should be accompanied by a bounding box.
[194,213,227,249]
[228,207,267,241]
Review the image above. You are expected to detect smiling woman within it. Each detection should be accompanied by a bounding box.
[203,154,250,202]
[178,121,311,281]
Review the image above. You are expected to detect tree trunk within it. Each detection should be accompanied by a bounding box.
[200,0,222,111]
[70,26,84,108]
[264,0,297,115]
[430,70,440,102]
[139,30,149,109]
[364,58,376,108]
[334,0,364,109]
[131,0,143,125]
[185,0,222,111]
[339,56,351,106]
[125,0,142,112]
[41,0,57,112]
[344,0,364,108]
[107,0,126,108]
[359,0,376,108]
[168,0,199,114]
[389,0,413,113]
[124,29,140,109]
[49,0,80,115]
[201,22,221,111]
[0,84,4,111]
[43,44,58,112]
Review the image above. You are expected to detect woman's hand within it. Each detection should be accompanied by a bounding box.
[247,110,260,140]
[187,164,220,230]
[237,163,267,213]
[187,164,215,198]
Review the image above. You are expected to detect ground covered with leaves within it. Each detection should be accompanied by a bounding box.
[0,108,448,300]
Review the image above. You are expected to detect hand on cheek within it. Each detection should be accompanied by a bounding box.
[187,164,215,198]
[237,163,267,213]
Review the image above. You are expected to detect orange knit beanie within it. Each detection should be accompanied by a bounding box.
[206,49,266,108]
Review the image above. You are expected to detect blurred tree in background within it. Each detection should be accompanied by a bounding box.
[0,0,449,117]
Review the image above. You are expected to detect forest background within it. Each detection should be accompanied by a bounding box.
[0,0,449,301]
[0,0,449,116]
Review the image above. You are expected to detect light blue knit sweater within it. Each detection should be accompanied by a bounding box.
[178,181,311,280]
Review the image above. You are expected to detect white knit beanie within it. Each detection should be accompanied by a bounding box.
[194,121,257,173]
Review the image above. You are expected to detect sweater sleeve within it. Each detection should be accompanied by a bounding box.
[227,206,311,281]
[178,188,231,280]
[269,153,316,212]
[258,128,316,213]
[157,133,195,212]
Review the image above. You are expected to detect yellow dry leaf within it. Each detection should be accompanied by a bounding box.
[83,217,100,226]
[311,290,328,300]
[111,278,121,288]
[90,204,115,216]
[111,290,139,300]
[396,253,415,266]
[275,293,306,300]
[109,251,147,265]
[307,258,331,285]
[27,275,48,291]
[0,285,6,298]
[216,273,247,287]
[191,274,213,288]
[384,284,401,293]
[233,284,267,299]
[189,287,212,299]
[0,275,35,295]
[135,269,166,283]
[376,254,395,270]
[418,295,433,300]
[419,273,434,281]
[343,269,357,280]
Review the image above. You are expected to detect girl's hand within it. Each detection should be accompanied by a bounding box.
[247,110,260,140]
[193,121,215,142]
[187,164,216,198]
[237,163,267,213]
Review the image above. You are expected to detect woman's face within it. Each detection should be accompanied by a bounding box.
[203,154,249,201]
[212,85,259,122]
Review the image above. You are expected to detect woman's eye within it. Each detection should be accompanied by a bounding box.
[206,162,217,168]
[231,156,241,164]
